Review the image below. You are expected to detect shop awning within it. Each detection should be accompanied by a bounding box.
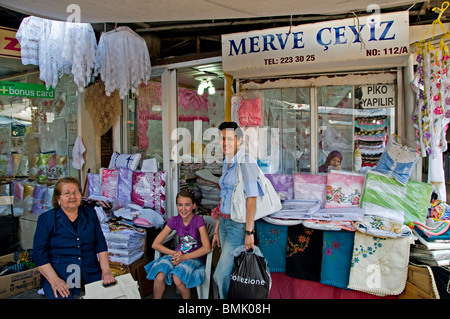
[0,0,418,23]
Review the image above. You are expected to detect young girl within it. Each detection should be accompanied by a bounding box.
[144,190,211,299]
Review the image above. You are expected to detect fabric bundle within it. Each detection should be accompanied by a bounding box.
[195,169,221,209]
[354,202,412,239]
[131,171,166,215]
[265,174,294,201]
[293,173,327,206]
[411,220,450,266]
[101,221,146,265]
[325,170,365,209]
[361,171,433,226]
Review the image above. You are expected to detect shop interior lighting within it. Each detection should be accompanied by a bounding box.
[196,76,216,95]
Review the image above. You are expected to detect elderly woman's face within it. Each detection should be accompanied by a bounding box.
[58,182,82,212]
[330,157,342,168]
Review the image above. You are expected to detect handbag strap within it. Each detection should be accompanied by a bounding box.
[235,152,263,186]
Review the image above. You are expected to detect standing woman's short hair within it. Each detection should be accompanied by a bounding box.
[218,121,243,140]
[52,177,82,209]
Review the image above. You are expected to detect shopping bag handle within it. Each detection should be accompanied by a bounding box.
[102,280,118,288]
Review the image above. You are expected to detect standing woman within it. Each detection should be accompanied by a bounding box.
[212,122,263,299]
[33,177,115,299]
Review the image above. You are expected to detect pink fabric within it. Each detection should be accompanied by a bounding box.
[293,173,327,204]
[325,171,365,209]
[101,168,119,200]
[238,98,262,126]
[269,273,397,299]
[131,171,166,215]
[137,82,209,150]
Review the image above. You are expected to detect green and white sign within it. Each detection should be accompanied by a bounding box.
[0,81,55,98]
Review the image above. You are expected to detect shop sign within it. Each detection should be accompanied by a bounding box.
[222,11,409,78]
[358,84,395,108]
[0,81,55,98]
[0,27,20,59]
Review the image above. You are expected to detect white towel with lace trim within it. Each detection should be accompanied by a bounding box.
[348,232,414,296]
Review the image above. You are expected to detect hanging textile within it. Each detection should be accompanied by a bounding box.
[412,14,450,158]
[84,81,122,136]
[95,26,151,99]
[16,16,97,91]
[411,2,450,201]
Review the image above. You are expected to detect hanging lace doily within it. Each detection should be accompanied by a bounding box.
[84,81,121,136]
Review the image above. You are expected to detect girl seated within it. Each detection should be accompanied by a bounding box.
[145,190,211,299]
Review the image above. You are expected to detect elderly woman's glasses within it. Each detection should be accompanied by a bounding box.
[60,191,81,197]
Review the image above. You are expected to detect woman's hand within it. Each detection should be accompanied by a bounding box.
[50,277,70,298]
[245,233,254,251]
[102,270,116,286]
[212,232,220,248]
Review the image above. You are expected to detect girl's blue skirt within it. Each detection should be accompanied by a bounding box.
[144,255,205,288]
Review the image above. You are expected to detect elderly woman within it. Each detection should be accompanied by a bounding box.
[318,150,343,173]
[212,121,263,299]
[33,177,115,299]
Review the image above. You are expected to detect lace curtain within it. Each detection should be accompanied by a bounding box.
[84,81,121,136]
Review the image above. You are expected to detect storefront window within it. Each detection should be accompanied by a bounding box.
[0,74,78,217]
[242,80,395,175]
[318,86,354,171]
[263,88,311,174]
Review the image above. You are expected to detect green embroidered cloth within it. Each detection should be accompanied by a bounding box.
[361,172,433,226]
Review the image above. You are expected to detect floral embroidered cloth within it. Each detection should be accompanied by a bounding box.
[320,230,355,289]
[325,170,365,209]
[286,225,323,282]
[255,220,288,272]
[411,46,450,158]
[131,171,166,215]
[354,203,412,239]
[348,232,414,296]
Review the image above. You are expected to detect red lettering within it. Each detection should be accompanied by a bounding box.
[4,37,20,52]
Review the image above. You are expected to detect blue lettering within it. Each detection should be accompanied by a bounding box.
[348,24,365,43]
[228,38,246,56]
[368,19,377,41]
[317,27,332,51]
[249,36,260,53]
[379,20,395,40]
[276,33,290,49]
[291,31,305,49]
[334,26,347,44]
[262,34,277,51]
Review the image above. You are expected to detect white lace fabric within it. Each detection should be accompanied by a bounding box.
[95,26,151,99]
[16,16,97,92]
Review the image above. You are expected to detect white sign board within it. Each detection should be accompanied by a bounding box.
[222,11,409,78]
[358,84,396,108]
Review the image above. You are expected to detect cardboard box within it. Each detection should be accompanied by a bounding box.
[398,264,439,299]
[398,281,435,299]
[0,253,41,299]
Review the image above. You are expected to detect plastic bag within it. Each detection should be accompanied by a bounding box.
[228,245,271,299]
